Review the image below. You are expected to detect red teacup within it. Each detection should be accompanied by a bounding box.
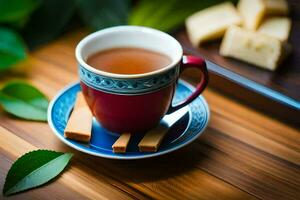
[76,26,208,133]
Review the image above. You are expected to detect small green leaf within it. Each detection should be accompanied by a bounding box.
[3,150,73,196]
[77,0,130,30]
[0,27,27,71]
[0,0,41,23]
[0,81,49,121]
[22,0,77,49]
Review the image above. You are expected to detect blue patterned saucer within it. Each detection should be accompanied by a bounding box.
[48,80,210,159]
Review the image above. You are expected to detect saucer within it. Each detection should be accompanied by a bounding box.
[48,80,210,159]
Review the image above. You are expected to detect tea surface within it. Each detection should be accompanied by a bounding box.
[87,47,171,75]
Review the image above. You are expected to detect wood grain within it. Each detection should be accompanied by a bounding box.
[0,29,299,200]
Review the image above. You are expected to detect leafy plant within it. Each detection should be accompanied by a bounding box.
[0,81,49,121]
[0,0,40,23]
[22,0,78,48]
[3,150,73,196]
[77,0,129,30]
[0,27,27,71]
[129,0,237,32]
[0,0,131,71]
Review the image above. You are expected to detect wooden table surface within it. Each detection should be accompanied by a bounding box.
[0,30,299,200]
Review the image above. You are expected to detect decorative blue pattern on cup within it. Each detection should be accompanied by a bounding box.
[79,65,180,94]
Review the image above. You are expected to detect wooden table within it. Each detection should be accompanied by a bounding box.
[0,30,299,200]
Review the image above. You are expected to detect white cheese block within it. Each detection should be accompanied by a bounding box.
[264,0,289,15]
[220,26,283,70]
[185,2,241,46]
[237,0,266,30]
[258,17,291,42]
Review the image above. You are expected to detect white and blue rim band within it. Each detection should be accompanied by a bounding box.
[79,65,180,94]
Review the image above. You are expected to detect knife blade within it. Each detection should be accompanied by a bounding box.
[162,106,189,127]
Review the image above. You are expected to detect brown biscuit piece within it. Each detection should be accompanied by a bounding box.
[138,123,169,152]
[64,92,93,142]
[112,133,131,153]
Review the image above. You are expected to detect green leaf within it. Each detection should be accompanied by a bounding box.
[0,81,49,121]
[0,0,40,23]
[77,0,130,30]
[0,27,27,71]
[22,0,77,49]
[3,150,73,196]
[129,0,237,32]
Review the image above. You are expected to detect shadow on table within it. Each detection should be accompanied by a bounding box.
[109,141,205,183]
[66,136,208,183]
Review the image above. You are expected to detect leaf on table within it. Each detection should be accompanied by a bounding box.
[0,81,49,121]
[3,150,73,196]
[0,0,40,23]
[129,0,237,32]
[22,0,77,49]
[0,27,27,71]
[77,0,130,30]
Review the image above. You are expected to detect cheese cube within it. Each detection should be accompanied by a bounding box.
[185,2,241,46]
[220,26,283,70]
[264,0,289,15]
[237,0,266,30]
[258,17,291,42]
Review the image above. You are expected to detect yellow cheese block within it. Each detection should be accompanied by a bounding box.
[258,17,291,42]
[237,0,266,30]
[220,26,283,70]
[264,0,289,15]
[185,2,241,46]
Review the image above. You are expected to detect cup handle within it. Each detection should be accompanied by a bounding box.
[166,55,209,114]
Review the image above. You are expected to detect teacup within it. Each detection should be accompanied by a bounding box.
[75,26,208,133]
